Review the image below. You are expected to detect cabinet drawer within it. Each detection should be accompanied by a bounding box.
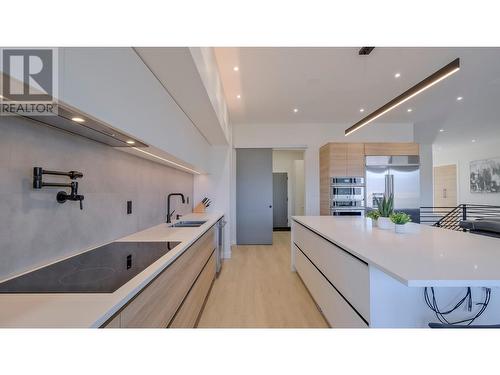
[120,228,215,328]
[293,222,370,322]
[169,251,216,328]
[295,245,367,328]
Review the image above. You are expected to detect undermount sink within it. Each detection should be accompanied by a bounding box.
[169,220,207,228]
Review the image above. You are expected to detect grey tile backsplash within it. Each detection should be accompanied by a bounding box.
[0,116,193,281]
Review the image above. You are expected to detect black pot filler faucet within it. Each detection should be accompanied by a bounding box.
[33,167,85,209]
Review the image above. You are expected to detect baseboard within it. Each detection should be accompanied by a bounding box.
[273,227,291,231]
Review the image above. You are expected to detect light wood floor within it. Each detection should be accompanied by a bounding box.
[197,232,328,328]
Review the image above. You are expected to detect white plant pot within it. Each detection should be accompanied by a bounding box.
[395,224,407,234]
[371,219,378,227]
[378,217,393,230]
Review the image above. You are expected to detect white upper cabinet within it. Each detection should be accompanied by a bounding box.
[58,47,212,173]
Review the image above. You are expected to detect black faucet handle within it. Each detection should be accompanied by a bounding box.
[56,191,68,204]
[68,171,83,179]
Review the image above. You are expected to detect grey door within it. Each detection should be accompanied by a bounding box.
[273,173,288,228]
[236,148,273,244]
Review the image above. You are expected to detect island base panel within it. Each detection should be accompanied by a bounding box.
[294,245,368,328]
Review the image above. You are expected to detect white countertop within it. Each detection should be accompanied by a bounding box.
[292,216,500,287]
[0,212,224,328]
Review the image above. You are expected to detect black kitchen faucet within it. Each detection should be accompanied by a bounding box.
[167,193,185,223]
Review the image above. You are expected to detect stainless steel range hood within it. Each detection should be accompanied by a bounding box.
[21,102,148,148]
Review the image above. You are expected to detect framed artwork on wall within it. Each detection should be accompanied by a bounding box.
[470,157,500,193]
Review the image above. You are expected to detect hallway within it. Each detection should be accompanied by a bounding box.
[198,232,328,328]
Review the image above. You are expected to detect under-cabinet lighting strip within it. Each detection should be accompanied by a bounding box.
[132,147,201,175]
[345,58,460,136]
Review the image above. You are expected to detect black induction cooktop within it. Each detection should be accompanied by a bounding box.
[0,241,181,293]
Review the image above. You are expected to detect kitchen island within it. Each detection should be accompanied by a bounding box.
[291,216,500,328]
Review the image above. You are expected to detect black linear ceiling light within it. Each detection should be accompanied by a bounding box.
[345,58,460,136]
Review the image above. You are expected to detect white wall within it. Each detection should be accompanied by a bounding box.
[189,47,233,257]
[272,150,305,225]
[434,139,500,205]
[293,160,305,216]
[193,145,232,257]
[59,47,212,172]
[189,48,231,143]
[233,122,415,217]
[419,144,434,207]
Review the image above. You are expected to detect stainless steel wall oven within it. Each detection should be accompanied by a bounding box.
[330,177,365,216]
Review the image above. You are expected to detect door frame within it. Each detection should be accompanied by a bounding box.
[273,172,289,230]
[231,147,306,247]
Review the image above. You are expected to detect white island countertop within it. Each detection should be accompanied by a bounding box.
[0,212,223,328]
[292,216,500,287]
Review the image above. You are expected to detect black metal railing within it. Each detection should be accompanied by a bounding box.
[420,204,500,231]
[420,206,459,227]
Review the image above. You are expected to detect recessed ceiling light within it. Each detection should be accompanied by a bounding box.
[457,96,463,101]
[472,139,476,143]
[439,129,445,132]
[359,108,365,113]
[293,108,299,113]
[395,73,401,78]
[236,94,241,99]
[233,66,239,72]
[71,117,85,123]
[407,108,413,112]
[126,140,135,145]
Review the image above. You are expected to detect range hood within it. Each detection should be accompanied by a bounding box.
[1,71,146,148]
[21,102,148,148]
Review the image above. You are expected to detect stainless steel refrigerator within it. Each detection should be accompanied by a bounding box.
[365,156,421,223]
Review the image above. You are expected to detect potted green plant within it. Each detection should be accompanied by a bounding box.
[390,212,412,233]
[375,194,394,230]
[366,210,380,226]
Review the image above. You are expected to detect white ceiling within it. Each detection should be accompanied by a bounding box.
[214,47,500,146]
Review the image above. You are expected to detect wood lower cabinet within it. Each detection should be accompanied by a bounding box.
[169,252,216,328]
[103,226,216,328]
